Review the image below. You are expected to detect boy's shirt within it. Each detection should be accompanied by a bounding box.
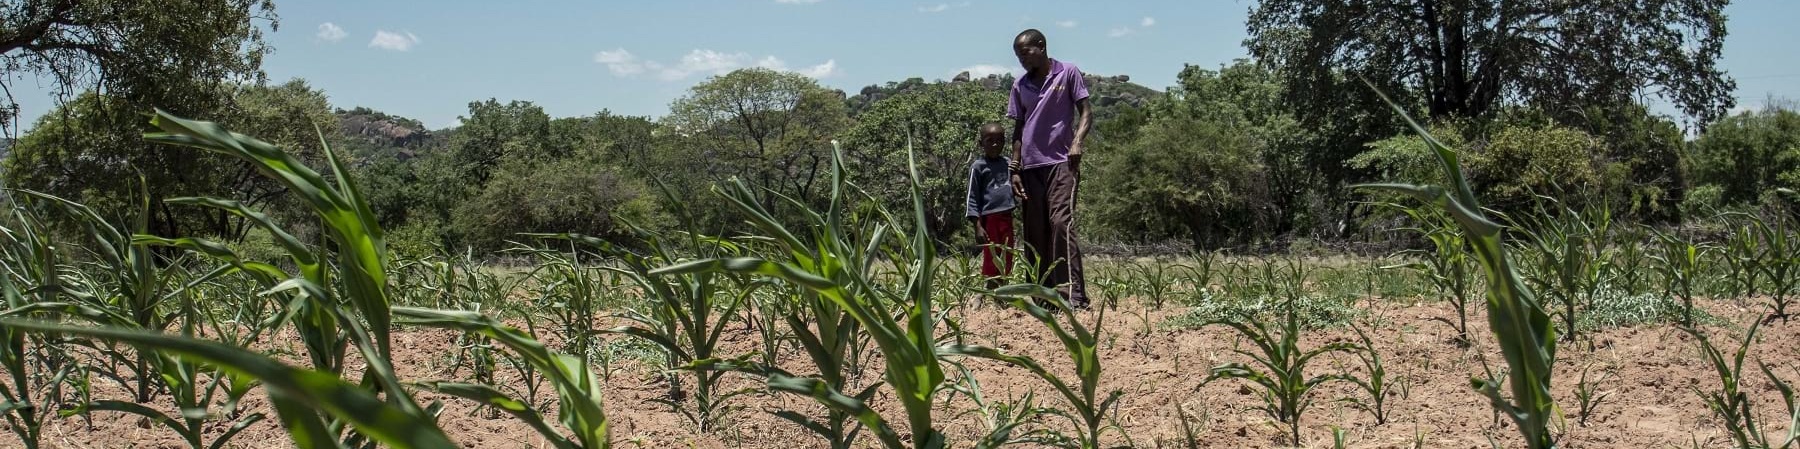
[1006,58,1090,170]
[966,155,1017,219]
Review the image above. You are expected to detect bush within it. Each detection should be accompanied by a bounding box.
[1087,115,1268,249]
[1689,104,1800,206]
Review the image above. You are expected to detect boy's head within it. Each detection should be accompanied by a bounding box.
[978,122,1005,157]
[1013,29,1050,72]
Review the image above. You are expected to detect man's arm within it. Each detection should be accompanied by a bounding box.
[1069,97,1091,172]
[1011,118,1028,201]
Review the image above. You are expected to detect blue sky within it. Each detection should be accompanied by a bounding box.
[8,0,1800,131]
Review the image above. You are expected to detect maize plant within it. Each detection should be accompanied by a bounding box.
[1649,226,1708,327]
[1354,81,1559,449]
[1385,202,1476,345]
[664,141,952,449]
[948,282,1120,449]
[1201,299,1359,446]
[1683,319,1800,449]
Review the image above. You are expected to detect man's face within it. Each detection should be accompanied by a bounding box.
[1014,36,1047,71]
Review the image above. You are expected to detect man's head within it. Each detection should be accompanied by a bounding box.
[979,122,1006,157]
[1013,29,1050,73]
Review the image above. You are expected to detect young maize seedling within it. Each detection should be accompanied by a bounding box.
[1201,301,1360,446]
[660,141,951,449]
[950,281,1120,449]
[1648,226,1707,327]
[1343,326,1392,426]
[1683,318,1800,449]
[1571,362,1614,428]
[1353,80,1559,449]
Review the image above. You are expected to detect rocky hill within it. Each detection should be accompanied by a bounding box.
[335,107,439,160]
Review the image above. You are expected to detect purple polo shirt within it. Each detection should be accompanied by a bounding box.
[1006,59,1090,169]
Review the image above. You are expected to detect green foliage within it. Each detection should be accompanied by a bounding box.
[4,80,336,240]
[841,81,1005,242]
[662,68,851,231]
[1683,320,1800,449]
[1247,0,1734,123]
[1087,115,1264,248]
[1354,84,1559,449]
[1089,60,1317,246]
[1202,306,1360,446]
[0,0,278,130]
[451,156,659,251]
[1689,105,1800,207]
[663,143,951,449]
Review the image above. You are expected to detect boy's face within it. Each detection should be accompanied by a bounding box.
[979,129,1005,156]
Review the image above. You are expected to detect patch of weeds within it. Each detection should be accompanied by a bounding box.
[1577,287,1722,332]
[1164,293,1364,330]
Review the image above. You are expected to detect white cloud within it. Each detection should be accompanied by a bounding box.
[796,60,840,78]
[752,55,839,79]
[597,48,838,80]
[1108,27,1134,38]
[1055,20,1078,28]
[369,30,420,51]
[775,0,821,3]
[594,48,650,76]
[316,22,347,42]
[1141,16,1156,27]
[919,3,949,12]
[957,64,1014,79]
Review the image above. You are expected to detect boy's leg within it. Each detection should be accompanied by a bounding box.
[994,210,1015,277]
[979,215,1001,281]
[1046,162,1088,307]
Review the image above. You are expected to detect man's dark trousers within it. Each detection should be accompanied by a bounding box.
[1018,161,1087,307]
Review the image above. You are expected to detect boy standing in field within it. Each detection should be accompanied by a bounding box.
[967,122,1017,290]
[1008,28,1092,308]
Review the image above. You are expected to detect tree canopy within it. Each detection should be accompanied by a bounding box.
[1246,0,1735,125]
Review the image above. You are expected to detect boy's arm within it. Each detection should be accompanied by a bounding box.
[967,162,984,220]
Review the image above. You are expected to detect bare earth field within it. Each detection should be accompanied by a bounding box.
[29,297,1800,449]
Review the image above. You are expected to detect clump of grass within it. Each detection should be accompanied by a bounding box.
[1165,294,1362,331]
[1577,287,1717,332]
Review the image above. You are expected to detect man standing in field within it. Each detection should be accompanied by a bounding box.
[1007,28,1091,308]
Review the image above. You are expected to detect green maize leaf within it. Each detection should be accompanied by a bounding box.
[146,110,394,361]
[0,319,455,448]
[208,413,268,449]
[392,307,609,449]
[161,197,316,268]
[418,381,575,449]
[1351,77,1557,449]
[687,358,904,449]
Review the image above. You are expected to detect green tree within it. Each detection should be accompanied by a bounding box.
[0,0,277,131]
[1089,114,1266,249]
[3,80,334,239]
[1689,104,1800,206]
[841,81,1005,242]
[445,99,554,185]
[1161,60,1313,235]
[662,68,850,229]
[1246,0,1735,124]
[451,155,662,251]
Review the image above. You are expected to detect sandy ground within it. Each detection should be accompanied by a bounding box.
[20,296,1800,449]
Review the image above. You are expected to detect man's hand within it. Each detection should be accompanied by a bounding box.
[1011,173,1028,202]
[1067,142,1083,178]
